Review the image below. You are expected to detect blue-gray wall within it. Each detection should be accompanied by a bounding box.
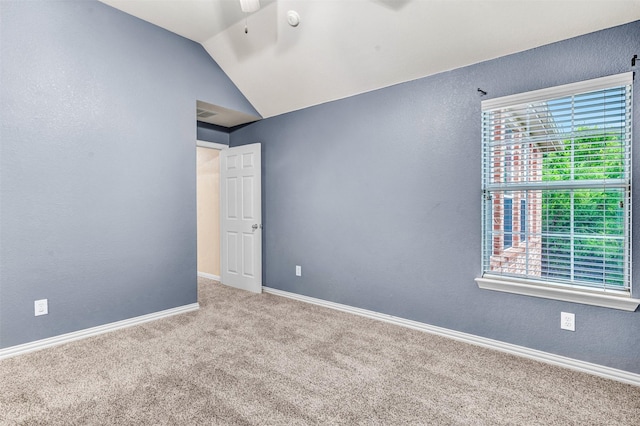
[197,122,230,145]
[231,21,640,373]
[0,0,258,348]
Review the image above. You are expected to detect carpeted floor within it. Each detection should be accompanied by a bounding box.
[1,277,639,425]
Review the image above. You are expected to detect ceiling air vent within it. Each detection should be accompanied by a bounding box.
[197,109,217,119]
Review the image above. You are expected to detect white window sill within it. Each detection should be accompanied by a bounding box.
[476,275,640,311]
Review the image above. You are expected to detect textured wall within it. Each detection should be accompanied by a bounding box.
[0,0,257,348]
[197,122,230,145]
[231,21,640,373]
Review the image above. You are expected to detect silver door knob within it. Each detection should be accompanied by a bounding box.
[252,224,259,230]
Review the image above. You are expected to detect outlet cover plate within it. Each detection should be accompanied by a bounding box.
[34,299,48,316]
[295,265,302,276]
[561,312,575,331]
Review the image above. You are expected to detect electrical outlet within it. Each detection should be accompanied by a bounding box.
[560,312,575,331]
[34,299,48,316]
[295,265,302,277]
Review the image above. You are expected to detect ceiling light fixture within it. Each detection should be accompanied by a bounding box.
[239,0,260,13]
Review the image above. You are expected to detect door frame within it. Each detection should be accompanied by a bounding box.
[196,140,263,293]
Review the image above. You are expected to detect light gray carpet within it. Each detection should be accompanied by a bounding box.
[1,278,639,425]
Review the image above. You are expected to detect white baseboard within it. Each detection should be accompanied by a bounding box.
[262,286,640,387]
[0,303,200,361]
[198,271,220,281]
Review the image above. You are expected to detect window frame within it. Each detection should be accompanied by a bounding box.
[476,72,639,311]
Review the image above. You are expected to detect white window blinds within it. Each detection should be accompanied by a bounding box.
[481,73,632,292]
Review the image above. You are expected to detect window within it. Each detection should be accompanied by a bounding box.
[477,73,638,311]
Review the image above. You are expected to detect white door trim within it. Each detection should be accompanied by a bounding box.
[196,140,228,150]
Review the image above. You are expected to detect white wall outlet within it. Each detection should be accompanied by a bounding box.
[34,299,48,316]
[560,312,575,331]
[295,265,302,277]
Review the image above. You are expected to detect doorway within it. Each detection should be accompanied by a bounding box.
[196,141,225,281]
[196,140,263,293]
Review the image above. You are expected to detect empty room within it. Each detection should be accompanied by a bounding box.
[1,0,640,424]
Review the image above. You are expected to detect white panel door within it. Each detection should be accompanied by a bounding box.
[221,143,262,293]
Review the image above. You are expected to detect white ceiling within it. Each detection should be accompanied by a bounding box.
[101,0,640,121]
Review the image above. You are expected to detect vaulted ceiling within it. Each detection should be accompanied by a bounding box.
[101,0,640,120]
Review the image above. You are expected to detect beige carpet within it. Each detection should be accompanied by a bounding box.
[1,278,639,425]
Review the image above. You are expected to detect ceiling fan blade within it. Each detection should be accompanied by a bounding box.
[239,0,260,13]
